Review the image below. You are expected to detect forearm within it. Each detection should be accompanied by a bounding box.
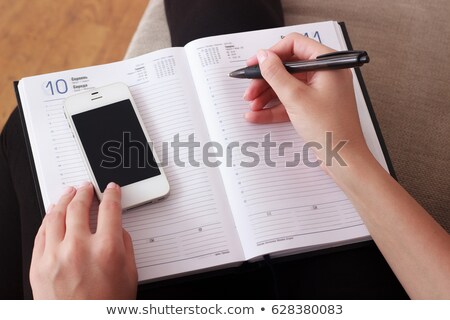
[329,147,450,299]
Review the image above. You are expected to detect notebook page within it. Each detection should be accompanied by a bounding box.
[19,48,244,281]
[185,21,380,259]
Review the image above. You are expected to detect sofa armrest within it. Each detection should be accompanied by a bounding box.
[125,0,171,59]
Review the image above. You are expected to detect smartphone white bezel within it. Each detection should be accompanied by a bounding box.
[64,82,169,209]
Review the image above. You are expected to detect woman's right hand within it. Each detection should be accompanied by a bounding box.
[243,33,370,165]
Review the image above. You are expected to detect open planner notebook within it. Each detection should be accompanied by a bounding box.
[16,21,392,283]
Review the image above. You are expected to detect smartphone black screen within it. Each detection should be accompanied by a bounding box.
[72,99,161,192]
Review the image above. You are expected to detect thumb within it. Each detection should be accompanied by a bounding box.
[257,49,308,106]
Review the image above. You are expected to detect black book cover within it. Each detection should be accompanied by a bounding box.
[14,80,46,218]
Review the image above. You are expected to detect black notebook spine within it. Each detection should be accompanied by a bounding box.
[14,81,46,218]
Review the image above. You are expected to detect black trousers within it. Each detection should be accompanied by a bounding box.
[0,0,408,299]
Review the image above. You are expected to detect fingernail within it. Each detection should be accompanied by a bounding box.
[243,88,249,100]
[257,49,268,64]
[106,182,119,189]
[63,186,74,195]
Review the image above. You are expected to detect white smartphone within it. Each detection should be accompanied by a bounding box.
[64,82,169,209]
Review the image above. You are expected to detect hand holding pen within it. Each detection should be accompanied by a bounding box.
[241,33,369,162]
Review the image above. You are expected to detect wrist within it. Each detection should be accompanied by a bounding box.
[325,144,386,196]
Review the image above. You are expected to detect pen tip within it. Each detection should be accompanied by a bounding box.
[228,69,245,78]
[228,71,237,78]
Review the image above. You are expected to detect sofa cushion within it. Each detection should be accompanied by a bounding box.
[125,0,450,232]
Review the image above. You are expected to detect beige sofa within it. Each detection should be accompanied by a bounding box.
[125,0,450,232]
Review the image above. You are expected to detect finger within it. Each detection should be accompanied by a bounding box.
[245,104,290,124]
[65,182,94,237]
[269,33,334,61]
[257,49,309,107]
[249,88,278,111]
[97,182,123,237]
[122,228,138,282]
[244,53,318,103]
[243,79,270,101]
[45,186,75,248]
[31,219,47,261]
[244,33,329,101]
[122,228,136,261]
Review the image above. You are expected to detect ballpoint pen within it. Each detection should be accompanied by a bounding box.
[228,50,369,79]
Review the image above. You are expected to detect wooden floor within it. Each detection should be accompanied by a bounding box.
[0,0,149,130]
